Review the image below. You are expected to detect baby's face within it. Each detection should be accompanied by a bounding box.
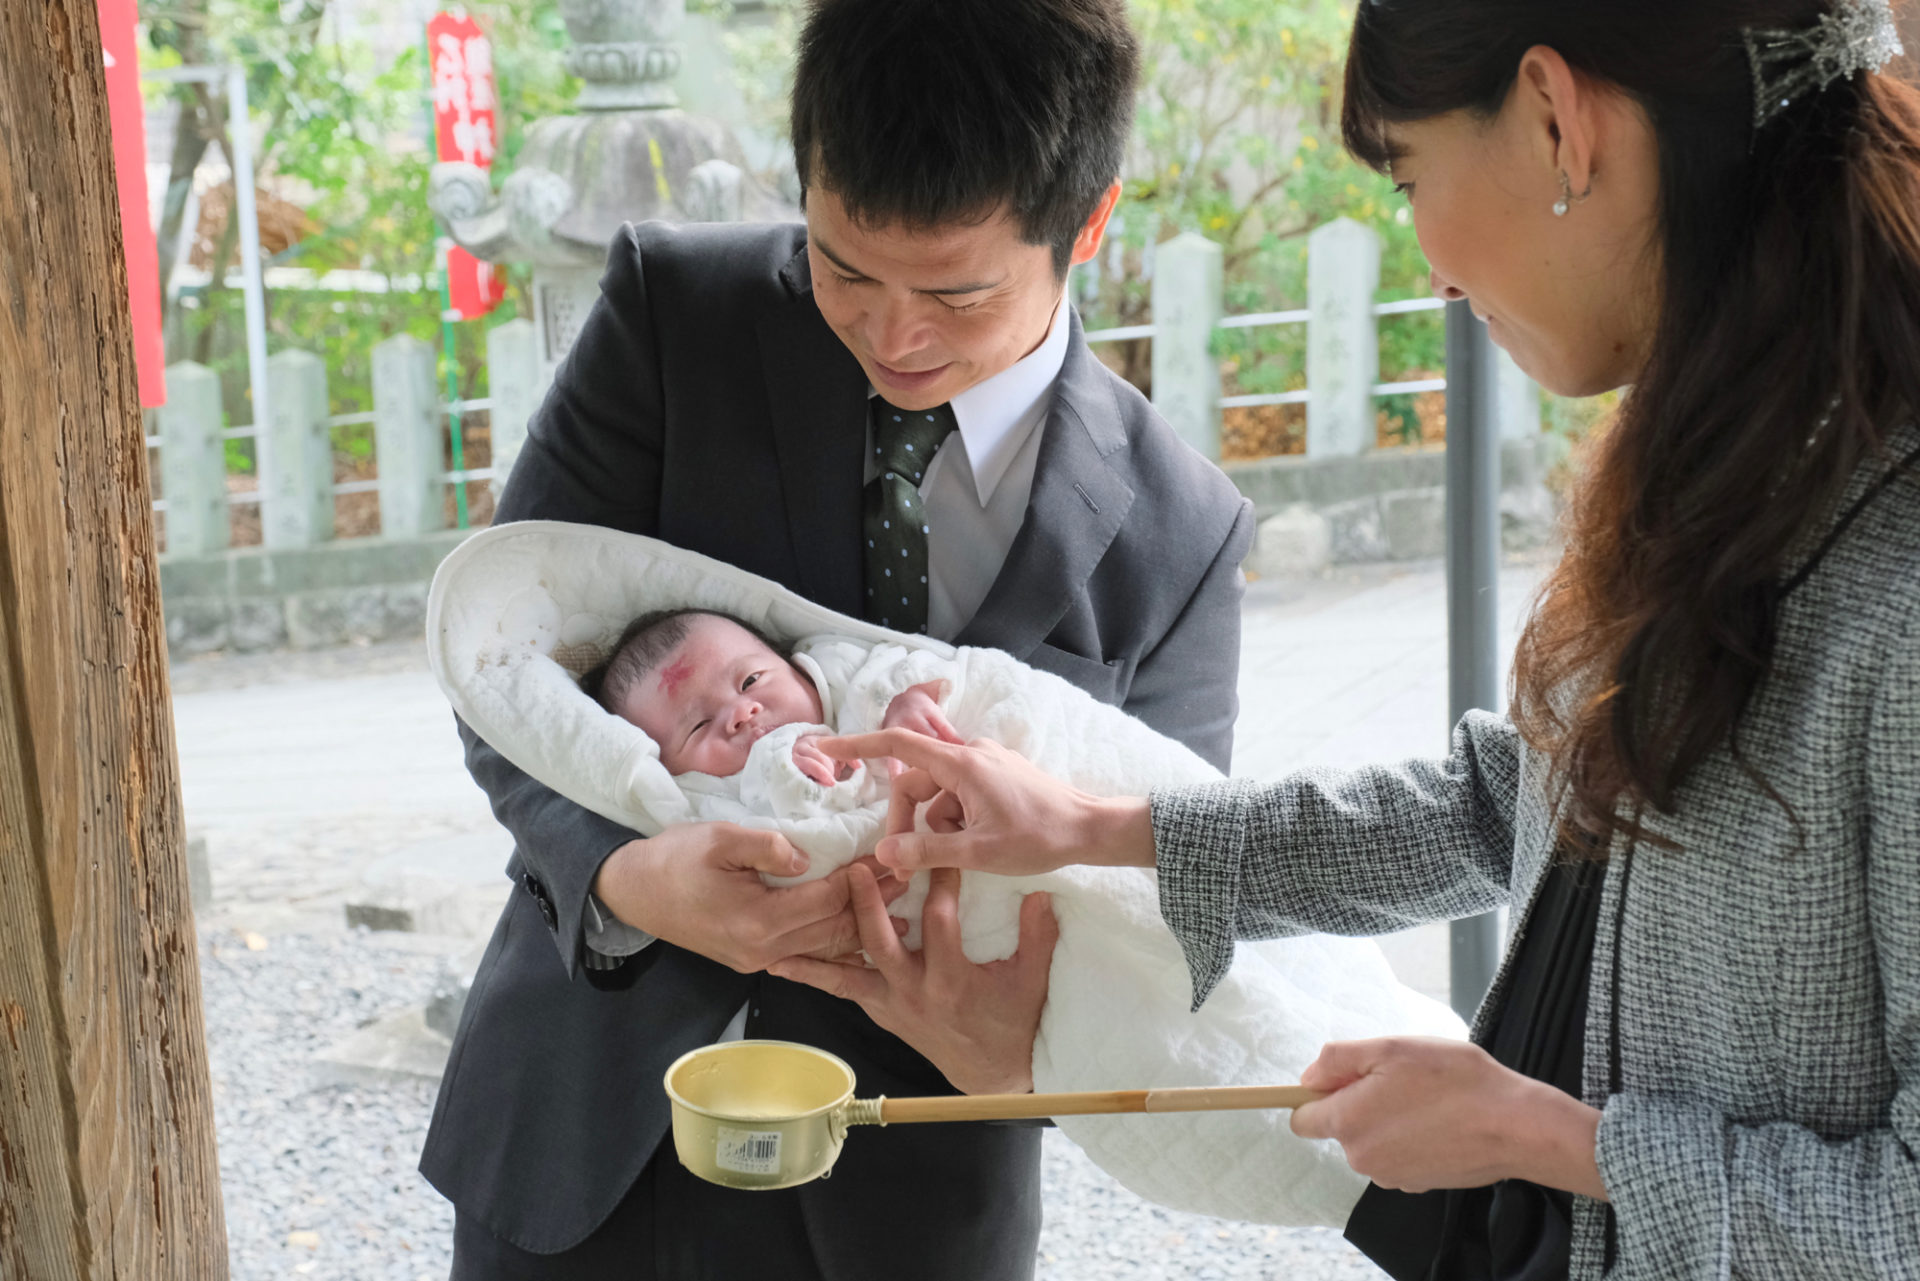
[615,615,824,777]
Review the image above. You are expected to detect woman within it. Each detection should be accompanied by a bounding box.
[775,1,1920,1277]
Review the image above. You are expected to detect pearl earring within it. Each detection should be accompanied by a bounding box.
[1553,171,1593,217]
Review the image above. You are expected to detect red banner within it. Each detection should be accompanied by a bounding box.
[99,0,166,405]
[428,12,505,320]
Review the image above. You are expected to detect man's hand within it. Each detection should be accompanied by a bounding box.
[819,729,1157,877]
[1289,1037,1609,1200]
[593,823,908,973]
[770,865,1058,1095]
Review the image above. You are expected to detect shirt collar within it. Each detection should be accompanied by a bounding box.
[868,294,1071,506]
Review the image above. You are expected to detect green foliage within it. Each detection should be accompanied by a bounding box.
[473,0,581,171]
[715,0,802,149]
[143,0,570,438]
[1099,0,1437,399]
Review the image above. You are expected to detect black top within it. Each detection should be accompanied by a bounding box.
[1343,858,1606,1281]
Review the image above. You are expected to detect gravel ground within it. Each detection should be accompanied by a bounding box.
[181,615,1414,1279]
[199,925,1381,1280]
[202,928,457,1281]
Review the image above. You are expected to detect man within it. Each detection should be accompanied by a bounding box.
[423,0,1255,1276]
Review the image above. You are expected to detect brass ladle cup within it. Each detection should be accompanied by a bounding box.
[664,1039,1327,1191]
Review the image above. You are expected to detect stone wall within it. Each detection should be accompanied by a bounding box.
[1229,435,1563,571]
[161,530,469,654]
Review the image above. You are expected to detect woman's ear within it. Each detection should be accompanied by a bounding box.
[1515,45,1600,197]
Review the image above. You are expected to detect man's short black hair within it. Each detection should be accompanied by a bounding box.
[791,0,1139,277]
[580,608,787,715]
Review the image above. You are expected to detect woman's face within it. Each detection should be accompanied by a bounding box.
[1385,52,1665,398]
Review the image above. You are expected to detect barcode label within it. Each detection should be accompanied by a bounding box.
[715,1126,783,1176]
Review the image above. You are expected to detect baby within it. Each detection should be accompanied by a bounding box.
[580,608,953,786]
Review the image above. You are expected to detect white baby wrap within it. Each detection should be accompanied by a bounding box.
[428,522,1465,1228]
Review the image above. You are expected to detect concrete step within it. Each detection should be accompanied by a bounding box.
[343,829,515,938]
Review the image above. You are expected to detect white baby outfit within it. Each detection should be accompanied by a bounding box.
[430,522,1465,1228]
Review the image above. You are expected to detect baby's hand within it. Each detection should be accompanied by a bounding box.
[793,733,855,787]
[879,683,963,776]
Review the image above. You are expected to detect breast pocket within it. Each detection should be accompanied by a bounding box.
[1023,641,1138,706]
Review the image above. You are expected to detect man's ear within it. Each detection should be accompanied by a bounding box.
[1070,180,1124,268]
[1516,45,1599,196]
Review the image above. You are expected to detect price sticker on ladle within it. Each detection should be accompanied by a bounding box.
[715,1126,784,1177]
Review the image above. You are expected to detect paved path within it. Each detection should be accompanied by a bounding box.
[172,556,1547,1280]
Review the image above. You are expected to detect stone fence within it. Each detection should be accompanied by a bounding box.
[1103,218,1540,458]
[154,217,1558,653]
[151,322,541,558]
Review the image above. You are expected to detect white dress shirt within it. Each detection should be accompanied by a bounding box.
[584,294,1074,999]
[869,292,1071,642]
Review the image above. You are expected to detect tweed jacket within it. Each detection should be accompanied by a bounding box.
[1149,437,1920,1281]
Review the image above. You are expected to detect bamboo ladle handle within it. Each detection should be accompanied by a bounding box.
[876,1084,1325,1125]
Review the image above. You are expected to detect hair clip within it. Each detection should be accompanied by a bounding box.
[1744,0,1904,130]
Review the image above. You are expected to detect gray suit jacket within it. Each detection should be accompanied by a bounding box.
[1148,434,1920,1280]
[421,220,1254,1265]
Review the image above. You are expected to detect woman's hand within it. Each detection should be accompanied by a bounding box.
[818,728,1156,877]
[1289,1037,1609,1200]
[768,864,1059,1095]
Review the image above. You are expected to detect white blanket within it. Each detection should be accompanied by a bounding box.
[428,521,1465,1227]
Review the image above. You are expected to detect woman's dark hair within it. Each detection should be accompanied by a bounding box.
[581,609,786,715]
[1344,1,1920,849]
[790,0,1138,276]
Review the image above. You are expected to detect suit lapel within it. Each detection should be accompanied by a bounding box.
[954,314,1136,658]
[757,248,870,616]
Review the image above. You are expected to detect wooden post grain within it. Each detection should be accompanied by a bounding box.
[0,1,229,1276]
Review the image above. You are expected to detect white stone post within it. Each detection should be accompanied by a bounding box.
[486,319,540,503]
[261,348,335,548]
[373,334,446,539]
[157,361,229,557]
[1149,232,1224,461]
[1496,348,1541,439]
[1306,217,1382,457]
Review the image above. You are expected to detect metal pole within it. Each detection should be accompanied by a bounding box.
[440,254,469,530]
[425,30,468,529]
[225,65,271,449]
[1444,299,1503,1022]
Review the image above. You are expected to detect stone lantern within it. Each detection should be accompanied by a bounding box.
[429,0,794,382]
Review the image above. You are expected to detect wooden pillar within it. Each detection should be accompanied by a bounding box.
[0,1,228,1277]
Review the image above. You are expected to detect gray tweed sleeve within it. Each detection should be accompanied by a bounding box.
[1149,709,1522,1008]
[1595,621,1920,1280]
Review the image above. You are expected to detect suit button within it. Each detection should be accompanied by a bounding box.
[522,873,558,929]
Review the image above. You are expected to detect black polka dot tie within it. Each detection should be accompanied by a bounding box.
[864,396,956,634]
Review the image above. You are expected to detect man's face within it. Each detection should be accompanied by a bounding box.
[803,186,1111,411]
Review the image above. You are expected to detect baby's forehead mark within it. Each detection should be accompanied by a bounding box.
[657,656,695,700]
